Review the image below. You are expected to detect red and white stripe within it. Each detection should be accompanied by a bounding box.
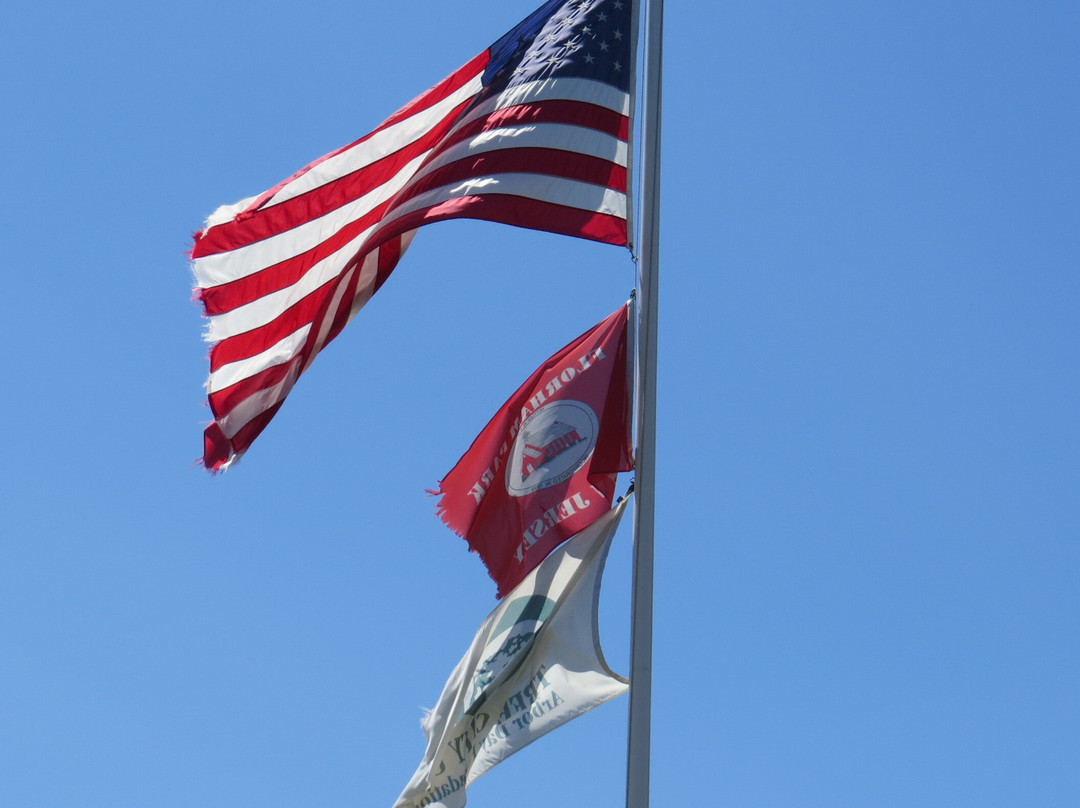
[192,51,630,471]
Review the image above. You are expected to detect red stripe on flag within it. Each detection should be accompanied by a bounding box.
[321,250,374,349]
[396,149,628,203]
[372,193,627,260]
[203,421,233,472]
[199,200,390,317]
[224,399,286,464]
[193,102,471,259]
[371,52,487,131]
[208,288,327,369]
[448,99,629,146]
[207,356,301,421]
[193,54,488,259]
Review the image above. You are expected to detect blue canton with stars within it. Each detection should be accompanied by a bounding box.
[481,0,632,98]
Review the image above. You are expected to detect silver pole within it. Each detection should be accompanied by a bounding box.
[626,0,663,806]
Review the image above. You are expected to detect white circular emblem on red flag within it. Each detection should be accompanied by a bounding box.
[506,400,599,497]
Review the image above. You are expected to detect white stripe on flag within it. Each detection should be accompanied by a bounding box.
[207,326,310,395]
[416,123,629,177]
[194,151,431,290]
[216,364,301,440]
[384,173,627,224]
[455,77,631,132]
[263,74,485,208]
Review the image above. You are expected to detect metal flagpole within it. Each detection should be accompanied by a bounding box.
[626,0,663,806]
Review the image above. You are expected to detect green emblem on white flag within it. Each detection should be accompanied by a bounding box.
[394,499,629,808]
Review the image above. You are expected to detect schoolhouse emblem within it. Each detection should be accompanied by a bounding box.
[506,400,599,497]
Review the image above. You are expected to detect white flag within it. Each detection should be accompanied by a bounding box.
[393,499,629,808]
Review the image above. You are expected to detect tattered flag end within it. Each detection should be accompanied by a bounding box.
[203,422,236,473]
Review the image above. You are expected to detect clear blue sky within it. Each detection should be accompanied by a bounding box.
[2,1,1077,806]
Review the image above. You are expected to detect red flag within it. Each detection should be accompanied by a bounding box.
[435,303,633,597]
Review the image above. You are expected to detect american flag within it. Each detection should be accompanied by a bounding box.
[191,0,634,471]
